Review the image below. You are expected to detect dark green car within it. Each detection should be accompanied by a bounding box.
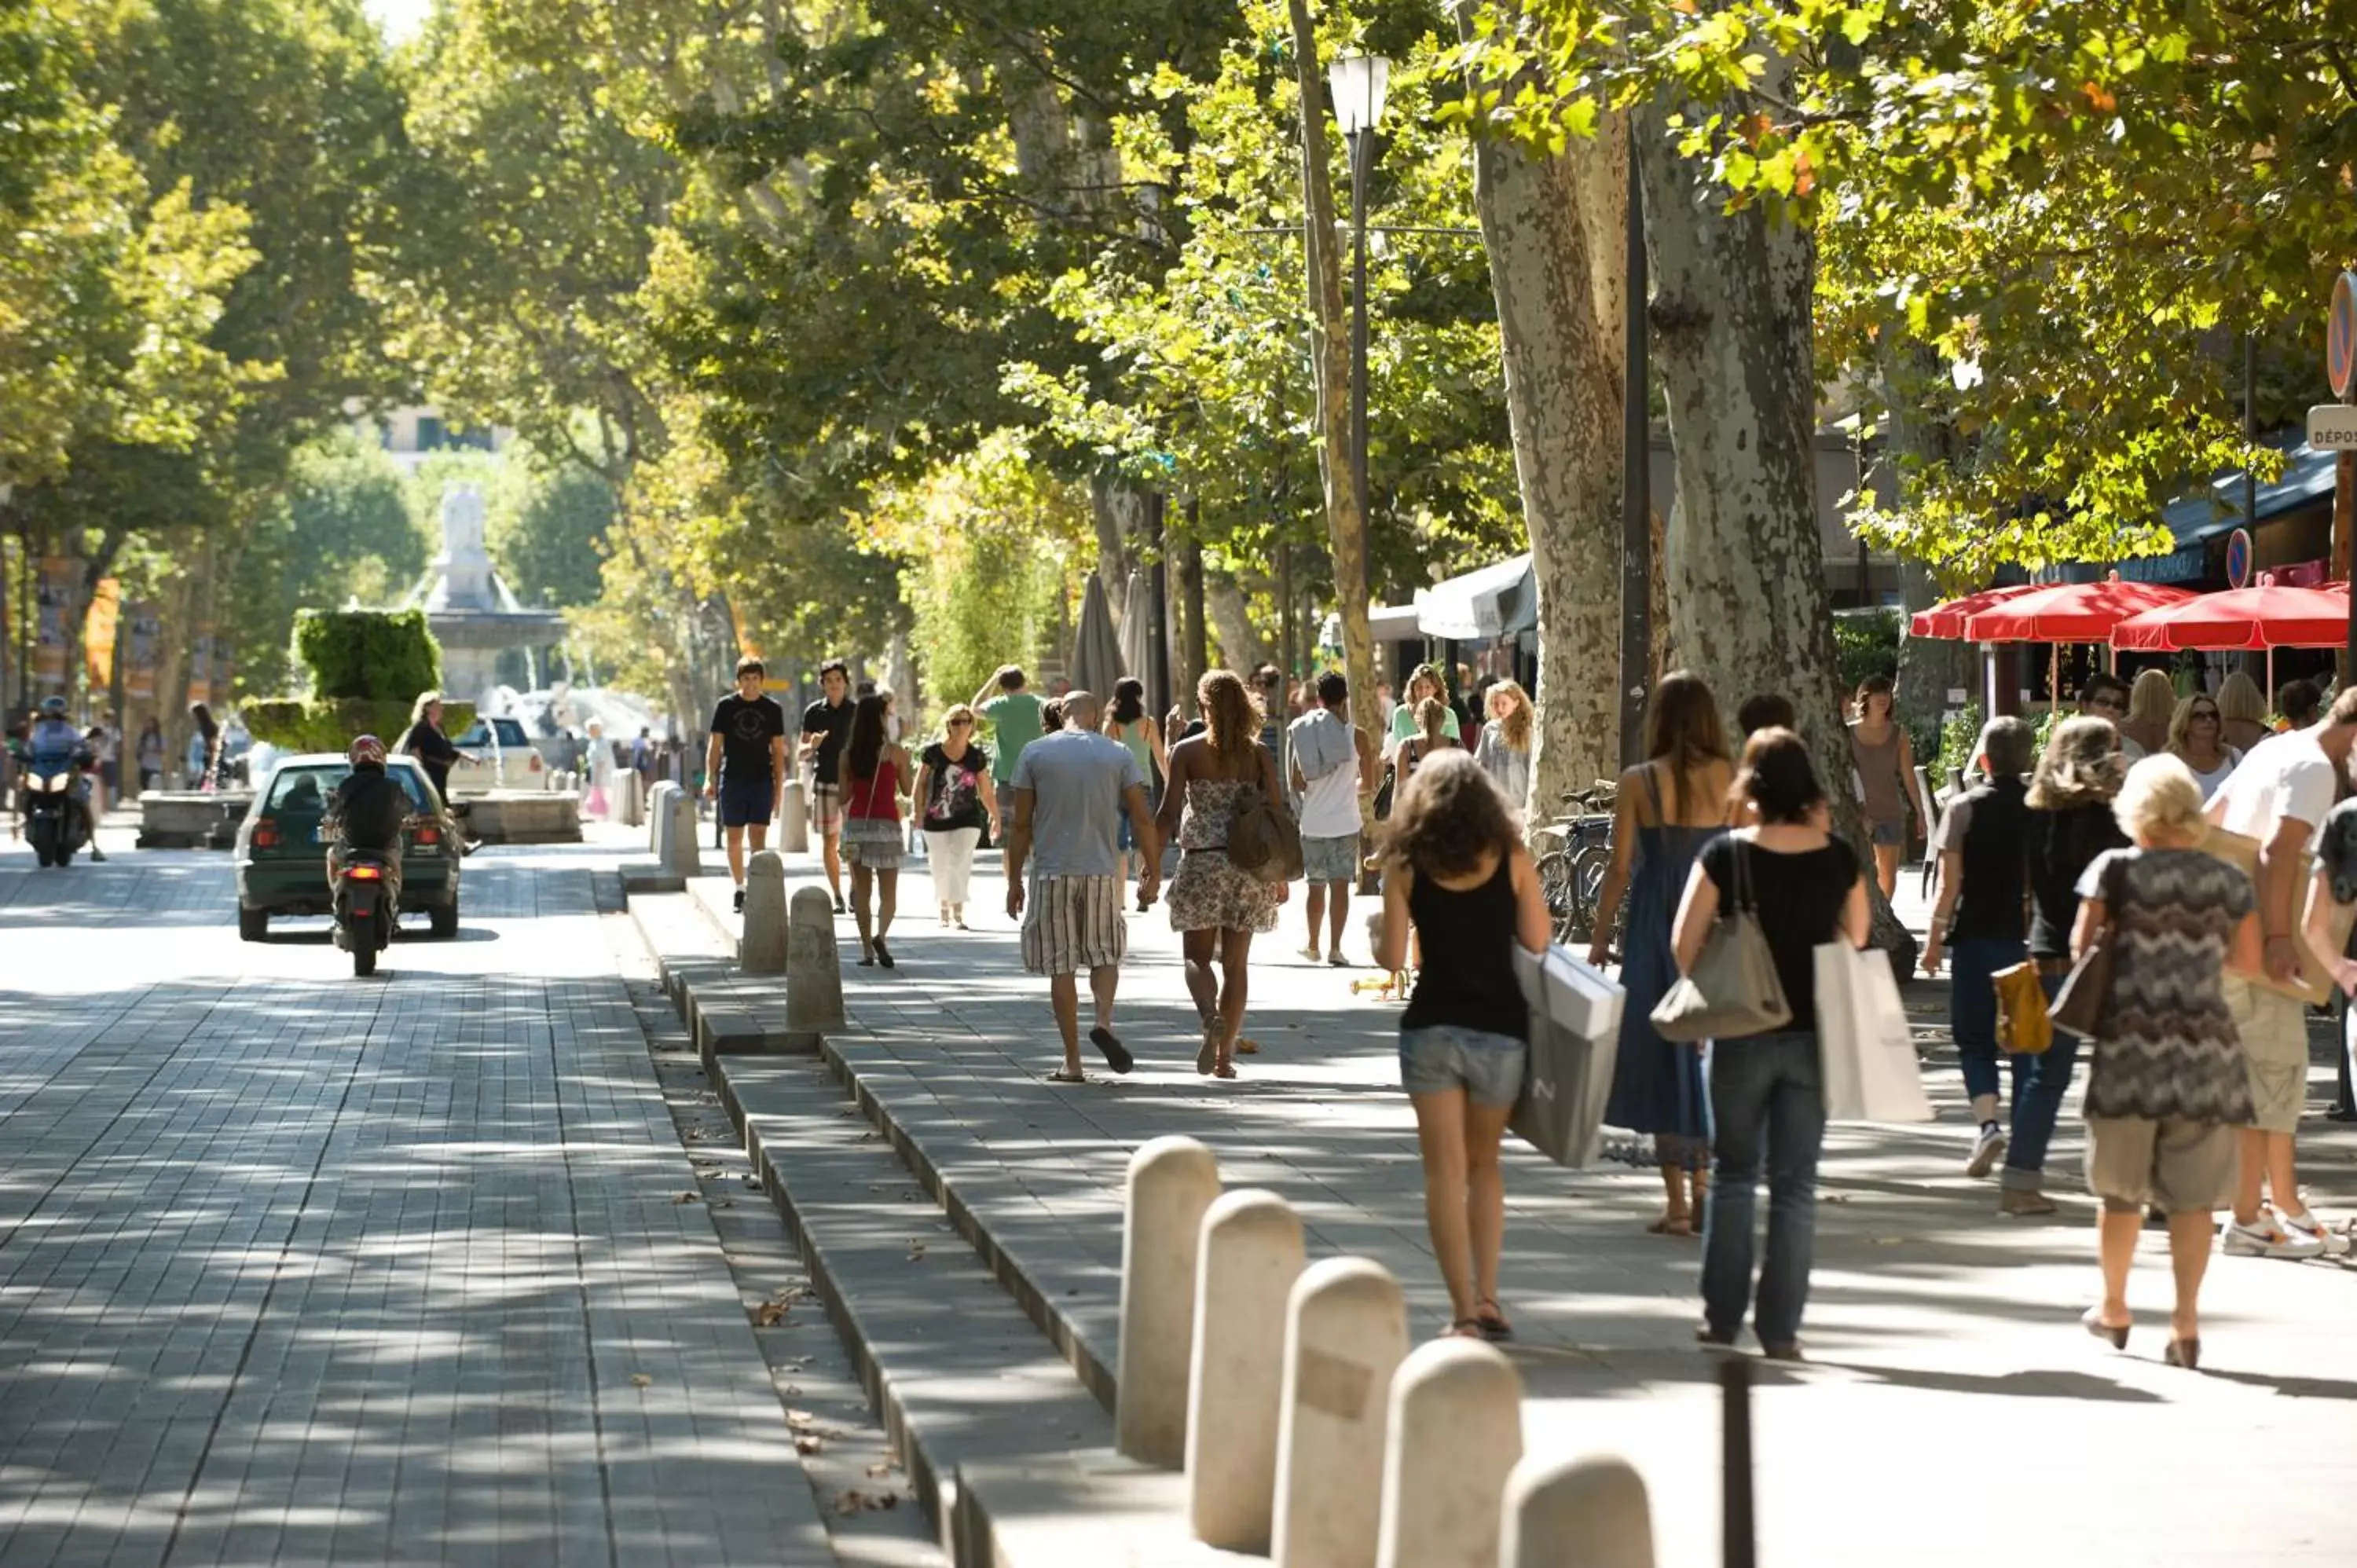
[233,754,461,941]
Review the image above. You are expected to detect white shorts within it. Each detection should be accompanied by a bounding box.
[1021,875,1127,976]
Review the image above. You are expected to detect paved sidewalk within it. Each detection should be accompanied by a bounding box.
[755,845,2357,1568]
[0,849,841,1566]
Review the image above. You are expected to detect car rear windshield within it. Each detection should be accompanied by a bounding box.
[265,765,429,814]
[493,719,530,747]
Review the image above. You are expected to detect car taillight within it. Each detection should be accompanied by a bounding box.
[252,819,279,848]
[413,824,440,845]
[346,864,383,881]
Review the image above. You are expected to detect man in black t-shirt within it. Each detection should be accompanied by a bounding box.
[799,658,854,913]
[704,656,788,912]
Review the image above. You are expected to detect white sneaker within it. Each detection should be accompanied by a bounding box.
[1965,1125,2008,1178]
[2220,1213,2326,1259]
[2278,1210,2352,1258]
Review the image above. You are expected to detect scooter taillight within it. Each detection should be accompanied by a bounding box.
[346,864,383,881]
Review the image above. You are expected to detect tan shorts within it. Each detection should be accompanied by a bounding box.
[2084,1117,2238,1214]
[2223,976,2309,1134]
[1021,875,1127,977]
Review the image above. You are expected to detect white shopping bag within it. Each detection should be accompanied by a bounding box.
[1814,942,1933,1123]
[1510,944,1624,1167]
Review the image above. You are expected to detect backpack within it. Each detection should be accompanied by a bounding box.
[1226,782,1303,884]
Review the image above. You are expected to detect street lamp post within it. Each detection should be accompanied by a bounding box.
[1329,53,1391,565]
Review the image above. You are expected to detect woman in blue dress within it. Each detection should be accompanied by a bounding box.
[1587,672,1732,1236]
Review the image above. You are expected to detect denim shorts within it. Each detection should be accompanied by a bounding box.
[1868,818,1905,847]
[1399,1024,1527,1108]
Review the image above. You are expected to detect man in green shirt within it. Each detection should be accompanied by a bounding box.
[973,665,1046,826]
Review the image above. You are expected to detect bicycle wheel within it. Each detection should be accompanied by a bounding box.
[1571,841,1617,958]
[1534,850,1582,945]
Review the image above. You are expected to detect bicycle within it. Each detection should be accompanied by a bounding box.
[1534,783,1623,958]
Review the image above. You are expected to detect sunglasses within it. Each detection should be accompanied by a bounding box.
[948,718,974,727]
[2191,708,2220,720]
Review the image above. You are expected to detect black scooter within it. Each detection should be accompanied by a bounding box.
[333,848,394,976]
[24,757,89,868]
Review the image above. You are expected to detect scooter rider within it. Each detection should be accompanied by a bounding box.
[27,697,103,861]
[324,735,409,910]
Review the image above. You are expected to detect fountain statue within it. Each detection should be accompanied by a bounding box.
[401,482,568,710]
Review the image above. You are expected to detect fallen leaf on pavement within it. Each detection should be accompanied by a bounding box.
[673,1192,702,1204]
[630,1373,653,1388]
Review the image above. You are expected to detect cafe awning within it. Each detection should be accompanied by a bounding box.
[1413,554,1535,640]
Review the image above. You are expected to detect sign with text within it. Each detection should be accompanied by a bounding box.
[2310,401,2357,450]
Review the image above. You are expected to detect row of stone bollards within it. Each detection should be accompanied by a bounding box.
[1115,1136,1659,1568]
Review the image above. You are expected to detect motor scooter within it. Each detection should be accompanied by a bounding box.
[24,755,89,868]
[333,848,394,976]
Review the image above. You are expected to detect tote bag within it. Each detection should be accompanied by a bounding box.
[2049,858,2121,1037]
[1650,839,1791,1042]
[1992,962,2053,1054]
[1816,941,1934,1123]
[1509,943,1624,1167]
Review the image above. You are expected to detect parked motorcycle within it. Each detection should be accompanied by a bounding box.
[332,848,395,976]
[24,756,89,868]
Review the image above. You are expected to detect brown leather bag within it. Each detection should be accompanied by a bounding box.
[2050,859,2120,1036]
[1226,784,1303,884]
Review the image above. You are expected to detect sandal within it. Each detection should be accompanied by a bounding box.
[1648,1214,1696,1237]
[1196,1024,1220,1075]
[1443,1318,1486,1340]
[2164,1336,2201,1371]
[2080,1306,2130,1351]
[1213,1061,1238,1079]
[1234,1037,1260,1055]
[1045,1069,1087,1085]
[1474,1297,1513,1342]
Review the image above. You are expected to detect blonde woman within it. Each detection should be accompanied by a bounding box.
[2165,694,2241,801]
[1158,670,1288,1078]
[913,703,999,928]
[2215,671,2272,754]
[2119,669,2177,757]
[2074,756,2263,1368]
[1472,680,1534,808]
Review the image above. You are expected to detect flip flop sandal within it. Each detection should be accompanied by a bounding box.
[1234,1038,1261,1055]
[1212,1061,1238,1079]
[1045,1069,1087,1085]
[1647,1214,1695,1237]
[1088,1026,1134,1075]
[1443,1319,1486,1340]
[1196,1025,1220,1075]
[1474,1298,1513,1341]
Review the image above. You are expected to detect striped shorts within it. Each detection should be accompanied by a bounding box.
[1020,874,1127,977]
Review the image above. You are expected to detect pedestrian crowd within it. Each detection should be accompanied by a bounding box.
[686,650,2352,1363]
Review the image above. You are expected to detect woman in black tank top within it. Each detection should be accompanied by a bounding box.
[1375,751,1552,1341]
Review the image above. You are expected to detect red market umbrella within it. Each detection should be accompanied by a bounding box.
[2108,582,2354,652]
[1907,584,2041,640]
[1962,579,2197,643]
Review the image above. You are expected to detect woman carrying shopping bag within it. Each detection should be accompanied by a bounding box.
[1673,728,1869,1361]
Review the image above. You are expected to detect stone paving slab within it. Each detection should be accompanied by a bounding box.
[0,851,841,1566]
[665,849,2357,1568]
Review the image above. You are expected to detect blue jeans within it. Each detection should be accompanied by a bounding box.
[2002,970,2082,1190]
[1949,936,2028,1105]
[1701,1031,1826,1348]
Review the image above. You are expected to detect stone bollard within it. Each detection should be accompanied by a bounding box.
[1501,1454,1654,1568]
[1272,1258,1408,1568]
[664,786,702,878]
[742,851,789,975]
[1116,1138,1223,1468]
[1375,1339,1523,1568]
[618,768,644,829]
[647,781,679,855]
[1186,1189,1306,1553]
[783,885,845,1048]
[779,775,809,853]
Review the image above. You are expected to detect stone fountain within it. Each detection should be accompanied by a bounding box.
[401,484,568,710]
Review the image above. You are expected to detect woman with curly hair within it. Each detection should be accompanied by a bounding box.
[1375,749,1550,1339]
[1157,669,1290,1078]
[1472,680,1534,808]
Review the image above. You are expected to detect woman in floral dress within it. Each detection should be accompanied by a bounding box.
[1158,669,1289,1078]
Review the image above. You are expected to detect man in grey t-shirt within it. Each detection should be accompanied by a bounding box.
[1006,691,1160,1083]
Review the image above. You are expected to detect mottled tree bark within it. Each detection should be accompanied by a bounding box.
[1638,86,1915,965]
[1463,90,1629,820]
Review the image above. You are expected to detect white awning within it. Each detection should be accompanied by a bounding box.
[1413,554,1533,640]
[1321,602,1424,649]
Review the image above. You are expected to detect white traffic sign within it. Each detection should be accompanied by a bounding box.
[2309,402,2357,450]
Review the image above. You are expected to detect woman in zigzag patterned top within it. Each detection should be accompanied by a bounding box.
[2071,754,2261,1372]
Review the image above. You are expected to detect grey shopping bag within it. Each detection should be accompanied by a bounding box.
[1509,943,1624,1167]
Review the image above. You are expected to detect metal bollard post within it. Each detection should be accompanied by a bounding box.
[1719,1355,1754,1568]
[1272,1257,1407,1568]
[1186,1189,1306,1552]
[1116,1138,1222,1468]
[1503,1453,1655,1568]
[1374,1338,1523,1568]
[741,850,789,974]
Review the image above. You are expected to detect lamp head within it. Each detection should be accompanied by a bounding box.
[1328,53,1391,137]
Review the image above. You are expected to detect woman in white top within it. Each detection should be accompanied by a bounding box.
[2167,693,2241,801]
[1288,671,1379,965]
[1472,680,1534,811]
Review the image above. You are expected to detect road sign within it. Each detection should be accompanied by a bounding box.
[2312,402,2357,450]
[2225,527,2253,588]
[2332,271,2357,401]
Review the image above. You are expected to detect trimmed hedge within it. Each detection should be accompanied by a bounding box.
[244,698,476,756]
[291,609,442,702]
